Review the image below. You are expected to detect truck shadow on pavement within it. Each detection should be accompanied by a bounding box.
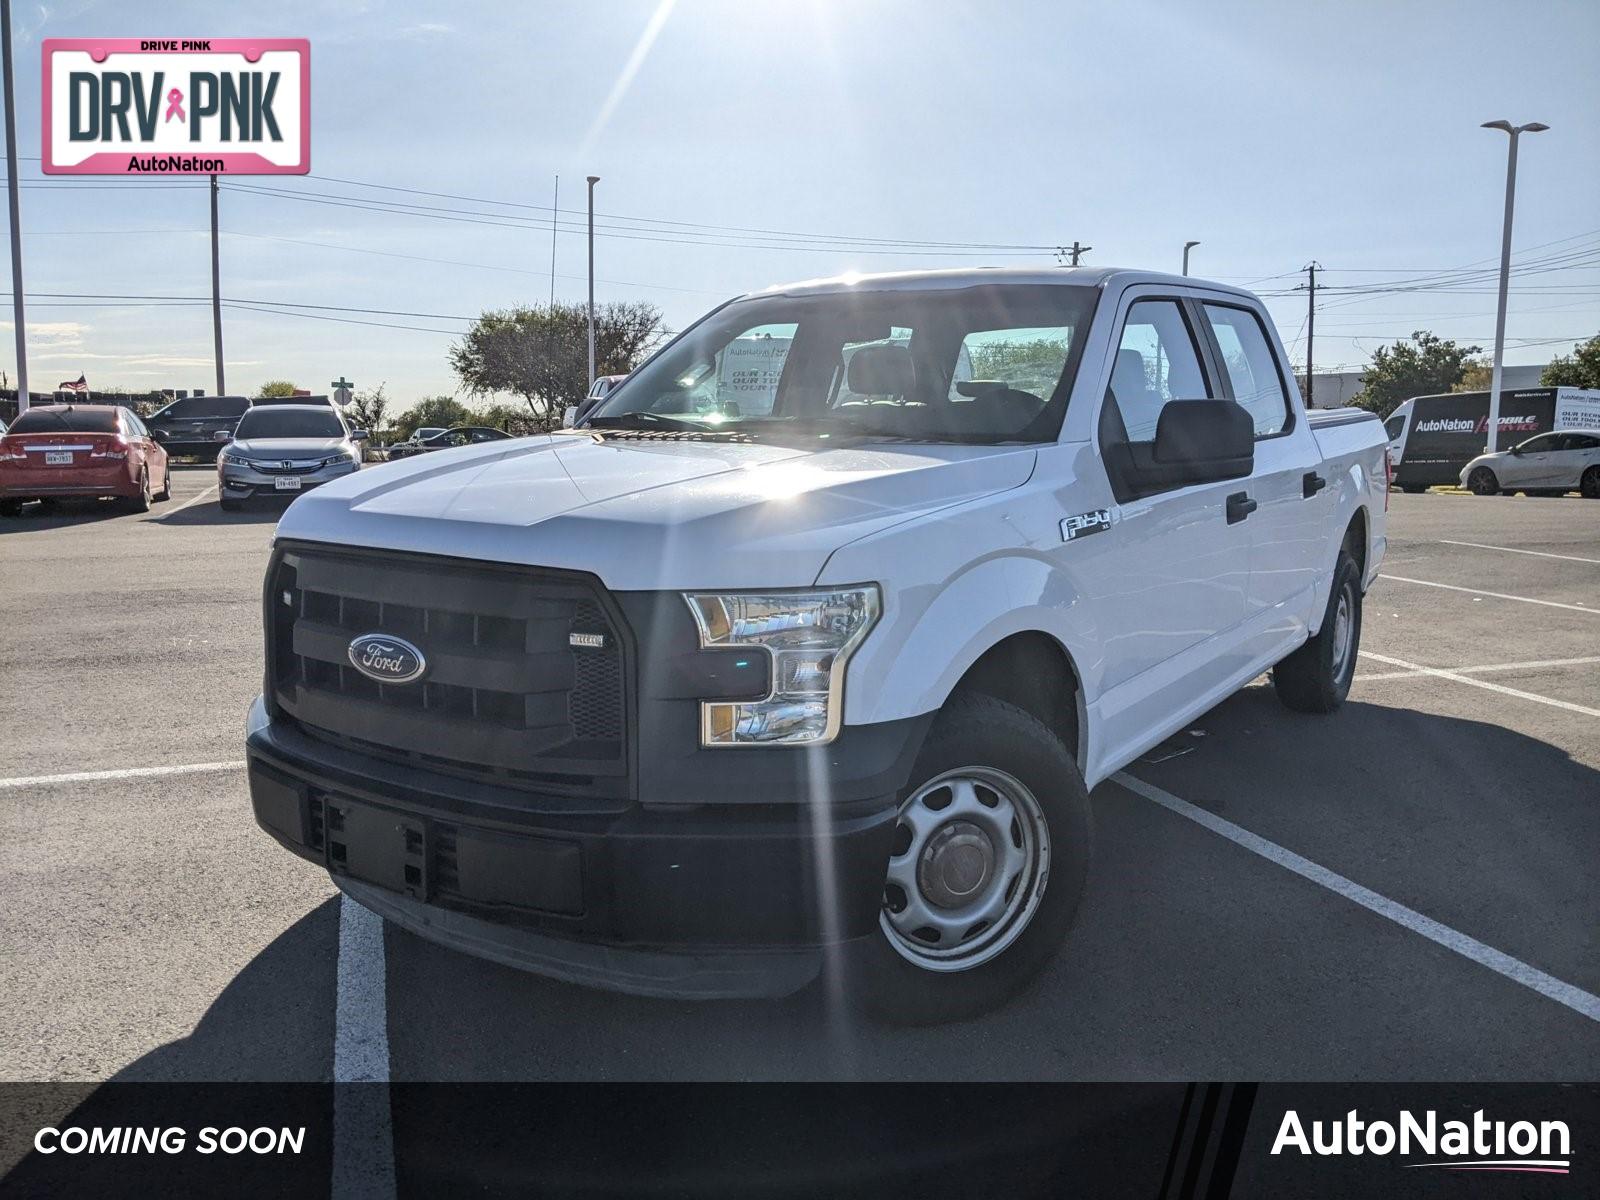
[74,693,1600,1084]
[107,900,340,1082]
[155,500,284,526]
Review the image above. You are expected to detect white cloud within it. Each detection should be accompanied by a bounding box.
[0,320,88,347]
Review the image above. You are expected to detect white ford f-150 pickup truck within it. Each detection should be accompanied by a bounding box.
[246,267,1388,1022]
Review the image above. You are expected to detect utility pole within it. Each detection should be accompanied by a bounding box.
[548,174,558,308]
[1182,240,1200,276]
[586,175,599,388]
[2,0,29,414]
[1481,120,1548,453]
[1064,240,1091,267]
[1301,261,1320,408]
[210,174,226,396]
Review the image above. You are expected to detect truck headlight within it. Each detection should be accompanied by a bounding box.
[685,586,880,747]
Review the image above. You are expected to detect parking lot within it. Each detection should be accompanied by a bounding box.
[1,473,1597,1084]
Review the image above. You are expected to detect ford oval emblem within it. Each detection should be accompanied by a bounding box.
[347,633,427,685]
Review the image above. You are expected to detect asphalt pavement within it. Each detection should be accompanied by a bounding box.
[2,475,1597,1083]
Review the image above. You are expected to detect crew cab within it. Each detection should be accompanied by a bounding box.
[246,268,1388,1022]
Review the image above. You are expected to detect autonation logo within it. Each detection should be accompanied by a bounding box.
[1272,1109,1572,1175]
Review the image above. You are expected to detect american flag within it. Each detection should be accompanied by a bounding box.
[57,374,88,394]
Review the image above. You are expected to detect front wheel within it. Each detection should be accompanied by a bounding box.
[1582,466,1600,499]
[1274,550,1361,713]
[1467,467,1500,496]
[847,692,1091,1024]
[155,465,172,501]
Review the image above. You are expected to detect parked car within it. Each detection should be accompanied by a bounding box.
[145,394,252,461]
[0,403,170,514]
[386,425,513,460]
[245,268,1388,1022]
[216,403,367,511]
[1460,430,1600,497]
[387,427,448,459]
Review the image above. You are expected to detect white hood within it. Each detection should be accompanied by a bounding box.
[275,432,1037,589]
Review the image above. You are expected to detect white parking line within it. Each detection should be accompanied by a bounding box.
[1381,574,1599,615]
[1356,654,1600,683]
[157,484,218,518]
[331,894,395,1199]
[1439,539,1600,566]
[0,760,245,790]
[1112,772,1600,1024]
[1360,651,1600,719]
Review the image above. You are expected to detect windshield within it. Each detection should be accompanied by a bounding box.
[235,408,345,440]
[9,407,121,434]
[587,284,1097,443]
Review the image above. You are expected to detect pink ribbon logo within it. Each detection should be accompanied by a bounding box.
[164,88,185,123]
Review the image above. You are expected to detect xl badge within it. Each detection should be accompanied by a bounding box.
[1060,508,1112,542]
[347,633,427,684]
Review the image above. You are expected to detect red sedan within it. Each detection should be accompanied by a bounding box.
[0,404,171,516]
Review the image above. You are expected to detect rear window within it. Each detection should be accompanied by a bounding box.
[156,396,250,419]
[8,408,121,434]
[235,408,345,439]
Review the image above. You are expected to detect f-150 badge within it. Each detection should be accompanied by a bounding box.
[1060,509,1112,542]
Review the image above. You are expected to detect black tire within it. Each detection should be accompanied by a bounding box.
[155,465,172,501]
[125,468,152,513]
[1467,467,1500,496]
[1582,467,1600,499]
[0,499,22,517]
[845,692,1092,1025]
[1274,550,1362,714]
[1400,484,1427,494]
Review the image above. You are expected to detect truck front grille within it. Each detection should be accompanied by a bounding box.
[267,543,630,796]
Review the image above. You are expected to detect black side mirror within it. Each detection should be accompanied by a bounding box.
[1110,399,1254,500]
[1509,445,1524,456]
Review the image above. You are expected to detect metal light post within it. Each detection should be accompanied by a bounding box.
[586,175,599,388]
[2,0,29,413]
[1480,119,1548,453]
[1182,240,1200,276]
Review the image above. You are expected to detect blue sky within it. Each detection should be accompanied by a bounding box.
[3,0,1597,405]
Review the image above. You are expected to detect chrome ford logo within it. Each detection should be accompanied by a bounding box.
[347,633,427,684]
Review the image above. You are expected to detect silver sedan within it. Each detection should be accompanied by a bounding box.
[216,404,368,511]
[1460,430,1600,497]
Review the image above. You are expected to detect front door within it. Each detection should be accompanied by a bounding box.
[1069,295,1253,776]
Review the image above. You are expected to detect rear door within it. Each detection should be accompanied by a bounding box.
[1553,433,1600,489]
[1196,300,1325,632]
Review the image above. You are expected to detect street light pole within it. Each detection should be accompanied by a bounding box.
[586,175,599,388]
[1481,119,1548,454]
[209,174,226,397]
[2,0,30,414]
[1182,240,1200,276]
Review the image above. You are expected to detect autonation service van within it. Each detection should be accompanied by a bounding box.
[1386,387,1600,491]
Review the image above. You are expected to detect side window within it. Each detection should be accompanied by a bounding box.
[1105,299,1209,442]
[1569,434,1600,450]
[126,411,148,437]
[1384,416,1404,441]
[1203,304,1290,437]
[947,325,1073,404]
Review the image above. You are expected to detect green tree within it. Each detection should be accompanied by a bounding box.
[1452,359,1493,393]
[394,395,475,439]
[256,380,299,398]
[1540,332,1600,389]
[449,301,665,426]
[1352,331,1482,420]
[346,382,390,436]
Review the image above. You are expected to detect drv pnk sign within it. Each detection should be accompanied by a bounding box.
[42,39,309,175]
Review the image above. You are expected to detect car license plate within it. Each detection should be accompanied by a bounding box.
[45,450,73,465]
[274,477,302,491]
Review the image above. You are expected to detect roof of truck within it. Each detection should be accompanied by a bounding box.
[752,265,1259,300]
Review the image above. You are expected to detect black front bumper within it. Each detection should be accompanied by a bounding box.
[247,712,926,998]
